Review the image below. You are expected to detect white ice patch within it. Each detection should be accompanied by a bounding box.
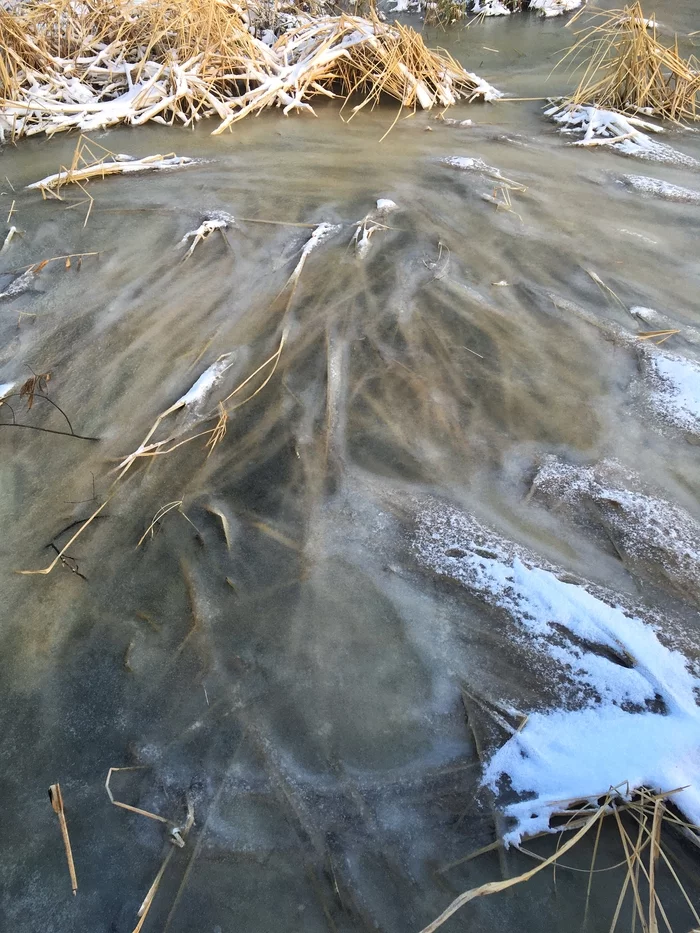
[0,382,15,398]
[645,351,700,433]
[619,174,700,203]
[375,198,399,214]
[630,306,663,325]
[176,353,237,413]
[414,502,700,845]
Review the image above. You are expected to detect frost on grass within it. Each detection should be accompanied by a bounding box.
[471,0,581,14]
[440,156,526,191]
[25,154,198,192]
[546,103,699,166]
[530,456,700,607]
[619,174,700,203]
[631,306,700,347]
[412,498,700,844]
[528,0,581,15]
[178,211,235,259]
[176,353,238,415]
[471,0,512,14]
[0,269,35,300]
[638,346,700,435]
[352,198,400,259]
[401,0,580,14]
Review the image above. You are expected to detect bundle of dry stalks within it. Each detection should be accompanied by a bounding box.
[565,2,700,122]
[0,0,499,140]
[423,784,700,933]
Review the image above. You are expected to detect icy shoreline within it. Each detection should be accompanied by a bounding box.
[413,498,700,845]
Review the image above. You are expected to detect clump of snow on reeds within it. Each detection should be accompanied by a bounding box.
[352,198,400,259]
[546,103,699,166]
[529,0,581,16]
[178,211,235,259]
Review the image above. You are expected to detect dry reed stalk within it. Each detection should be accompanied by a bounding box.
[137,500,199,546]
[48,783,78,895]
[421,784,700,933]
[203,502,233,549]
[563,3,700,122]
[105,767,172,826]
[130,797,195,933]
[16,212,322,577]
[1,0,499,141]
[25,136,195,197]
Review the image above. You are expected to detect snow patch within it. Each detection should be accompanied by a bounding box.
[413,500,700,845]
[529,0,581,15]
[619,174,700,203]
[644,350,700,433]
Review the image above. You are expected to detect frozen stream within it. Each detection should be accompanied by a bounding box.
[1,2,700,931]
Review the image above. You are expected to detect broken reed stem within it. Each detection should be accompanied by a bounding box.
[419,796,611,933]
[17,496,112,575]
[48,783,78,895]
[131,798,195,933]
[133,848,176,933]
[105,766,170,825]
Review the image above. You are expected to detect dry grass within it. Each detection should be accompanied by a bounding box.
[423,784,700,933]
[0,0,499,140]
[48,783,78,895]
[564,2,700,122]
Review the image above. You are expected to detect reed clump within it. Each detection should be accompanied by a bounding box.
[0,0,499,140]
[423,785,700,933]
[566,2,700,122]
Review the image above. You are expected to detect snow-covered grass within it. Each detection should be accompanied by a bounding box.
[413,500,700,846]
[528,0,581,15]
[352,199,400,259]
[1,2,501,140]
[26,154,198,193]
[619,174,700,203]
[178,211,235,260]
[546,103,699,166]
[440,156,526,190]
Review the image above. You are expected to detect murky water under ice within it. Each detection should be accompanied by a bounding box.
[2,2,700,931]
